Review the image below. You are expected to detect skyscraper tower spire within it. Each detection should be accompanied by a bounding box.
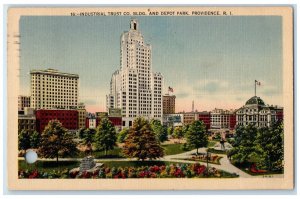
[106,19,163,127]
[130,18,138,30]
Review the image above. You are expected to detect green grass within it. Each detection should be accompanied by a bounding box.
[207,148,227,154]
[208,141,217,147]
[172,156,222,165]
[77,143,196,159]
[78,147,124,158]
[101,160,180,168]
[163,143,188,155]
[19,160,182,172]
[19,160,79,173]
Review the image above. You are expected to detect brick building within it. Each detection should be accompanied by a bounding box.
[36,109,78,133]
[197,111,211,130]
[163,94,176,114]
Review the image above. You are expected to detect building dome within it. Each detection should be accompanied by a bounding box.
[245,96,265,106]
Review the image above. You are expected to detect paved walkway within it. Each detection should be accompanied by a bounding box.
[19,148,283,178]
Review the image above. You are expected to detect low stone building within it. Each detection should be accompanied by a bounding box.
[236,96,283,128]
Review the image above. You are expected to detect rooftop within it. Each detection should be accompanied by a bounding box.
[245,96,266,106]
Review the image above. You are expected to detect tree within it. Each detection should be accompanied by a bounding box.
[30,130,41,149]
[182,124,190,135]
[167,126,174,136]
[94,117,117,156]
[173,126,184,143]
[79,128,96,155]
[117,128,129,143]
[254,121,284,171]
[150,119,168,143]
[19,130,41,151]
[229,122,284,172]
[122,117,164,161]
[38,119,78,163]
[18,129,31,151]
[230,124,258,165]
[185,120,208,154]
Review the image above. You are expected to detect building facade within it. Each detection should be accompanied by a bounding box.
[236,96,283,128]
[18,95,30,111]
[163,114,184,127]
[106,19,163,127]
[210,108,236,130]
[77,103,86,129]
[197,111,211,130]
[18,108,36,132]
[163,94,176,114]
[85,118,97,129]
[36,109,78,133]
[182,112,197,125]
[30,68,79,110]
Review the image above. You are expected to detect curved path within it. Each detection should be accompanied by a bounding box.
[162,147,252,178]
[19,147,257,178]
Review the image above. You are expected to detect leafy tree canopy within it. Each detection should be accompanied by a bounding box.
[38,119,78,163]
[123,117,164,160]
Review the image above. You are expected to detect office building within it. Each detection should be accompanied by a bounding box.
[30,68,79,110]
[106,19,163,127]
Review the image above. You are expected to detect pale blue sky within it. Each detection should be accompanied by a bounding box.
[20,16,282,112]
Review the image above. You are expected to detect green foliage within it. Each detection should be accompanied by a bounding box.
[122,117,164,160]
[167,126,174,136]
[18,129,31,151]
[229,122,284,171]
[185,120,208,154]
[80,128,96,144]
[30,131,41,149]
[18,130,41,150]
[180,143,190,151]
[38,119,78,163]
[173,126,184,141]
[94,117,117,155]
[117,128,129,143]
[150,119,168,143]
[254,121,284,171]
[182,124,190,135]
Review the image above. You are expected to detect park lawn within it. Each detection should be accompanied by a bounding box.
[101,160,180,168]
[19,159,79,173]
[162,143,187,155]
[207,148,227,154]
[92,147,123,158]
[78,147,123,158]
[19,160,181,173]
[172,156,222,165]
[208,141,217,148]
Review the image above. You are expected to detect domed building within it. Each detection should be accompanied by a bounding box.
[236,96,283,128]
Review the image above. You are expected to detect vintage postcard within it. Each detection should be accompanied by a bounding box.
[7,6,294,190]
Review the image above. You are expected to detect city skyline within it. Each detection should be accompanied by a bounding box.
[19,16,283,113]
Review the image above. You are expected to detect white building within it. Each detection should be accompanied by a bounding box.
[30,68,79,110]
[236,96,283,128]
[107,19,163,127]
[210,108,236,129]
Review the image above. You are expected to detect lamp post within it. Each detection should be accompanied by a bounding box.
[206,150,210,175]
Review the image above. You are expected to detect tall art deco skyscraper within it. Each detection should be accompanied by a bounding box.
[107,19,163,127]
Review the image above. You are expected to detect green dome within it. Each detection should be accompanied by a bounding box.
[245,96,265,106]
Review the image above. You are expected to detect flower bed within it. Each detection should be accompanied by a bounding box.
[18,163,239,179]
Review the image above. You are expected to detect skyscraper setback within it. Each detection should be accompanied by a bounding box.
[107,19,163,127]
